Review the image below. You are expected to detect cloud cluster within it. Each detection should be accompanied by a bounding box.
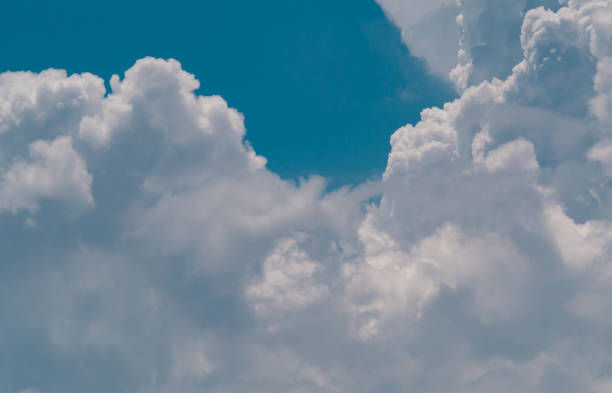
[2,1,612,392]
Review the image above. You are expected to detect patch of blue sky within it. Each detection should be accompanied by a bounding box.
[0,0,455,187]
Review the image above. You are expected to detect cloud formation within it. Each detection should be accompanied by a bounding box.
[376,0,563,89]
[2,1,612,392]
[0,136,92,213]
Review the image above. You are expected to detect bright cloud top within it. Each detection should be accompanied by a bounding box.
[2,1,612,392]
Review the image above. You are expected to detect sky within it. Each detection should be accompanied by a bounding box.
[0,0,454,186]
[4,1,612,393]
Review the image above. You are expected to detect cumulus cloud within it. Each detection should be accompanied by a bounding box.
[0,57,372,393]
[376,0,563,89]
[3,1,612,392]
[247,235,330,315]
[344,220,530,340]
[334,1,612,390]
[0,136,93,213]
[0,68,104,136]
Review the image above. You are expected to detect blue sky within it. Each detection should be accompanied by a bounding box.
[3,1,612,393]
[0,0,454,186]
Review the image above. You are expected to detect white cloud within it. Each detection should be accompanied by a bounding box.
[344,219,530,340]
[376,0,461,77]
[77,59,376,274]
[0,57,374,392]
[340,0,612,389]
[247,235,329,314]
[355,0,612,322]
[544,203,612,270]
[0,69,104,135]
[0,136,93,213]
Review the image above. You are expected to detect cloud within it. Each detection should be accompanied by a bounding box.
[335,1,612,390]
[376,0,563,90]
[2,1,612,392]
[344,220,530,340]
[376,0,461,77]
[0,69,104,135]
[0,57,373,393]
[376,0,609,327]
[247,235,330,315]
[0,136,93,213]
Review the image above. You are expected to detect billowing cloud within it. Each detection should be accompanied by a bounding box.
[338,1,612,391]
[0,69,104,135]
[247,235,330,315]
[2,1,612,392]
[0,136,93,213]
[376,0,563,89]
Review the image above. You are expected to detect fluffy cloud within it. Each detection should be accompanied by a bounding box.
[338,0,612,390]
[0,57,372,393]
[0,69,104,135]
[0,136,93,213]
[247,235,330,315]
[376,0,563,89]
[3,1,612,392]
